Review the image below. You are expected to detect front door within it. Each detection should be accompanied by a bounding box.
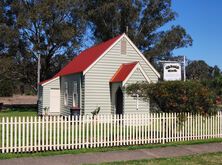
[116,87,123,115]
[50,89,60,113]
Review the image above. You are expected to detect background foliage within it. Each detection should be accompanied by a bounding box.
[0,0,192,96]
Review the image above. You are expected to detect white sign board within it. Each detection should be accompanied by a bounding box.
[163,63,181,81]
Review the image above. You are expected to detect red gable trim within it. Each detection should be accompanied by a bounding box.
[55,34,123,77]
[110,62,138,83]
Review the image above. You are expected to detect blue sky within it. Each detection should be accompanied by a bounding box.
[169,0,222,69]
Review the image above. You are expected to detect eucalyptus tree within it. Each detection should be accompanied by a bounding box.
[14,0,87,81]
[85,0,192,63]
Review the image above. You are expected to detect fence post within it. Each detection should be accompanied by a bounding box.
[6,117,9,153]
[219,111,222,138]
[162,113,165,144]
[10,117,13,153]
[2,117,4,153]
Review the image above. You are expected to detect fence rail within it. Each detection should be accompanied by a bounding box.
[1,112,222,153]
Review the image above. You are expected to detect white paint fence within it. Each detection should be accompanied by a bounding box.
[1,112,222,153]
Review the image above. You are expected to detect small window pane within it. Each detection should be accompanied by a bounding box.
[64,82,68,106]
[64,91,68,106]
[73,81,77,93]
[73,81,78,107]
[73,93,77,107]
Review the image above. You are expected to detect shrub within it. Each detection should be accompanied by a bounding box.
[126,81,217,116]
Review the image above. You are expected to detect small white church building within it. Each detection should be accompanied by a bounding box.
[38,34,160,116]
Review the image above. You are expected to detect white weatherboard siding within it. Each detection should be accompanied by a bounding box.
[41,78,60,115]
[84,37,158,114]
[124,68,149,113]
[60,74,81,116]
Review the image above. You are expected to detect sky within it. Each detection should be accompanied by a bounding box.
[169,0,222,69]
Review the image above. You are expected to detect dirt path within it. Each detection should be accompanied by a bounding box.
[1,143,222,165]
[0,95,37,105]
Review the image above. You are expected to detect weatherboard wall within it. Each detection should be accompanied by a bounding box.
[124,68,150,113]
[84,37,158,114]
[40,78,60,115]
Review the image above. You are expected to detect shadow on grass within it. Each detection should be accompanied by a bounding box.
[3,108,37,112]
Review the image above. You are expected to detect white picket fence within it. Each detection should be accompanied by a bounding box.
[1,112,222,153]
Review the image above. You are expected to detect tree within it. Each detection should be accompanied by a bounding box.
[126,81,217,116]
[12,0,86,81]
[85,0,192,62]
[0,0,20,95]
[186,60,211,80]
[0,0,87,94]
[211,65,221,78]
[0,0,38,94]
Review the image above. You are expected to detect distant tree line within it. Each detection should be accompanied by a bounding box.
[1,0,193,96]
[186,60,222,99]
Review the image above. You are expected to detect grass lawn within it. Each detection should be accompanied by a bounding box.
[0,108,37,117]
[96,152,222,165]
[1,138,222,160]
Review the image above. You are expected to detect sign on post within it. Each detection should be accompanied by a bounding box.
[163,63,181,81]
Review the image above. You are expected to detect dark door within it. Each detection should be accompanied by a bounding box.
[116,87,123,115]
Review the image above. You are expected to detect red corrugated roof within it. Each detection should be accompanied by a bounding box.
[55,34,122,77]
[110,62,138,83]
[39,34,122,85]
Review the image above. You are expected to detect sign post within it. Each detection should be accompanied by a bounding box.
[183,55,186,81]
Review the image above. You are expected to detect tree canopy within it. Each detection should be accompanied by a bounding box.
[186,60,212,80]
[0,0,193,96]
[86,0,192,61]
[0,0,86,95]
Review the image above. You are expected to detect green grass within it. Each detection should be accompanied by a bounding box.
[0,108,37,147]
[1,138,222,160]
[95,152,222,165]
[0,108,37,117]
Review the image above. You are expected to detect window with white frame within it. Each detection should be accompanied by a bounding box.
[64,82,68,106]
[73,81,78,107]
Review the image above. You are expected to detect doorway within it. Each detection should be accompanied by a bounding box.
[115,87,123,115]
[49,89,60,113]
